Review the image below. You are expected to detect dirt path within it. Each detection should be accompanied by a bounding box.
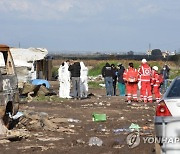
[0,88,156,154]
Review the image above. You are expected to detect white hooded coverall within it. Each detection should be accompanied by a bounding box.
[80,62,88,98]
[58,62,71,98]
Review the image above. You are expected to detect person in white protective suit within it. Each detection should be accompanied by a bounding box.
[80,61,88,98]
[58,62,71,98]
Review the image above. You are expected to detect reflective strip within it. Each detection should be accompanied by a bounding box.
[148,96,152,99]
[148,96,152,100]
[143,98,147,101]
[140,79,150,81]
[142,66,145,75]
[154,84,159,87]
[133,94,137,97]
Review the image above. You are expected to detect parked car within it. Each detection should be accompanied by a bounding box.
[0,45,19,128]
[154,76,180,154]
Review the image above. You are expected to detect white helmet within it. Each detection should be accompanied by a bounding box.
[142,59,147,63]
[153,66,158,71]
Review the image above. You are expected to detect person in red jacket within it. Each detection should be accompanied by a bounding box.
[123,63,139,104]
[152,66,161,102]
[138,69,143,102]
[151,66,156,93]
[138,59,152,103]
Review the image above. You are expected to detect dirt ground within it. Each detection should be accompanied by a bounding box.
[0,81,156,154]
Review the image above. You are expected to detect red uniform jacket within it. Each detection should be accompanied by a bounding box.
[151,69,156,85]
[123,67,139,83]
[138,63,152,82]
[153,72,160,87]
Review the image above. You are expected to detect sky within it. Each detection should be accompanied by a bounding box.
[0,0,180,53]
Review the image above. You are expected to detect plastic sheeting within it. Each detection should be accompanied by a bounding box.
[10,47,48,67]
[0,47,48,67]
[31,79,50,88]
[0,47,48,84]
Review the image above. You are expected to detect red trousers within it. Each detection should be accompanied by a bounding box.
[141,81,152,103]
[140,87,143,101]
[153,85,160,102]
[126,82,138,101]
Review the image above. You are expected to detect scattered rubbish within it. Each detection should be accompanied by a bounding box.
[0,139,10,144]
[88,75,103,82]
[129,123,141,132]
[67,118,81,123]
[0,129,31,141]
[57,127,75,134]
[21,82,56,99]
[113,128,130,134]
[7,129,31,140]
[0,119,8,137]
[112,139,125,149]
[41,118,58,131]
[76,139,85,144]
[101,128,107,132]
[97,125,108,132]
[106,103,111,106]
[113,129,124,134]
[99,102,103,106]
[81,104,93,108]
[147,119,152,122]
[37,137,64,142]
[50,118,71,123]
[39,112,49,118]
[69,125,75,128]
[16,111,61,131]
[99,84,105,87]
[17,145,49,151]
[145,107,149,110]
[113,144,125,149]
[12,112,24,120]
[120,117,124,120]
[92,113,106,122]
[88,137,103,146]
[142,126,149,130]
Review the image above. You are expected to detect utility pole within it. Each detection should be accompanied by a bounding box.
[149,43,151,51]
